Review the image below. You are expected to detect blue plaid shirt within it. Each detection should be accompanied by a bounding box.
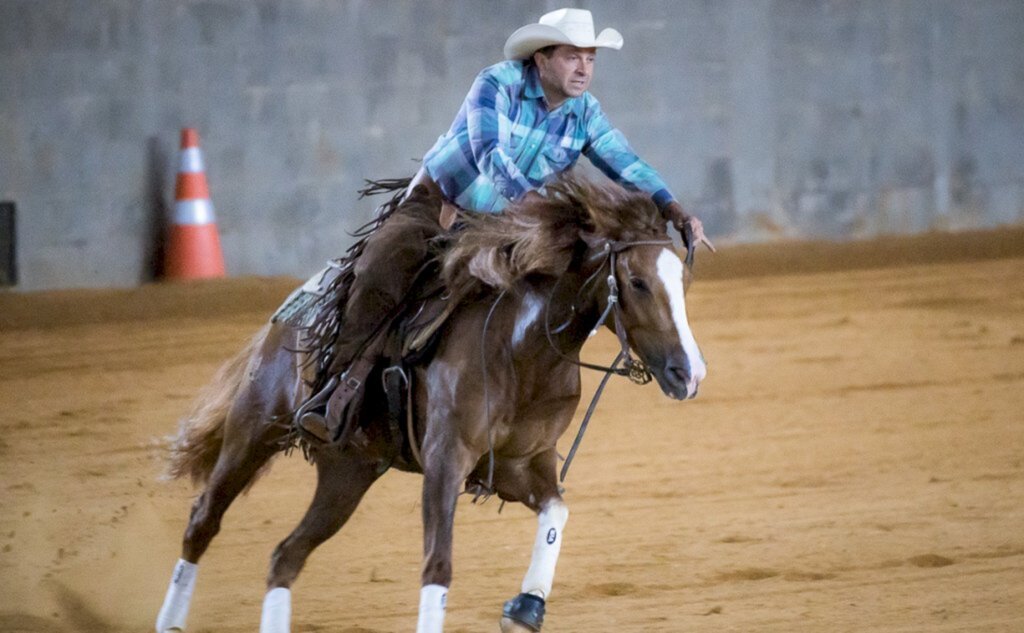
[422,60,676,213]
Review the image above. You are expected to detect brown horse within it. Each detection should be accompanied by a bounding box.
[155,176,706,633]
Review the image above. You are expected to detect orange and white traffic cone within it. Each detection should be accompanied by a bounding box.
[164,128,226,280]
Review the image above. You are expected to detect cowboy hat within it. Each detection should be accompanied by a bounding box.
[503,8,623,60]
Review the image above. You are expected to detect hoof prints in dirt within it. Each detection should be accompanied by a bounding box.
[714,567,780,582]
[709,554,961,586]
[583,581,637,597]
[0,613,65,633]
[711,568,838,584]
[907,554,955,568]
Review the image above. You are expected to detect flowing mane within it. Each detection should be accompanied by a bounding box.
[442,174,665,294]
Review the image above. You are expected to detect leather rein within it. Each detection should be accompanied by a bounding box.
[544,236,689,482]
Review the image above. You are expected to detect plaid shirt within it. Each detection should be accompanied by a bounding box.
[422,60,675,213]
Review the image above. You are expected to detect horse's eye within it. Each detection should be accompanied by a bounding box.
[629,277,649,293]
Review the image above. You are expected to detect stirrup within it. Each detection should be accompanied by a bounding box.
[297,357,377,446]
[295,375,338,444]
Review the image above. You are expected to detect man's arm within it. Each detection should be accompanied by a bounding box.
[464,71,535,203]
[582,99,714,252]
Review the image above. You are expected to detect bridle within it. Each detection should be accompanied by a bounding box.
[543,236,688,482]
[544,223,696,376]
[543,239,670,383]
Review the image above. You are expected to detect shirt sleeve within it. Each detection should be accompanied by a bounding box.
[581,97,676,210]
[465,70,536,202]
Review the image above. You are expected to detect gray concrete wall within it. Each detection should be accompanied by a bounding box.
[2,0,1022,290]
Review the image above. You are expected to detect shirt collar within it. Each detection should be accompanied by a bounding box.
[523,63,545,100]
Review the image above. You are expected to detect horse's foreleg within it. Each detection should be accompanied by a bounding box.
[501,451,567,633]
[418,433,477,633]
[260,446,384,633]
[520,498,569,598]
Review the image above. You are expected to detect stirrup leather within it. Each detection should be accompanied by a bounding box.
[298,356,377,445]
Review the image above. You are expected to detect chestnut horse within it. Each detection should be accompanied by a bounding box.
[155,177,706,633]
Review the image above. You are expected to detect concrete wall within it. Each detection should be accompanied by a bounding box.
[2,0,1022,290]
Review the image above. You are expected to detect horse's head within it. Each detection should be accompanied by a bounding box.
[556,174,705,401]
[522,175,706,400]
[440,173,707,400]
[590,238,706,400]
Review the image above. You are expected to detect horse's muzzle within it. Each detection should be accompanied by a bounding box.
[659,358,704,400]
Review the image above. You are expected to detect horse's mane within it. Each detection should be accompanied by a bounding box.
[442,174,665,295]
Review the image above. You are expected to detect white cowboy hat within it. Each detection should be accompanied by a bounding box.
[503,8,624,60]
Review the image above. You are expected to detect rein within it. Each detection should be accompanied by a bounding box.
[480,288,508,493]
[478,235,678,490]
[547,238,674,482]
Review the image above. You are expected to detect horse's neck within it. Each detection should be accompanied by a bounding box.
[522,262,606,356]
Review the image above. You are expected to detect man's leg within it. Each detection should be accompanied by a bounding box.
[299,191,441,443]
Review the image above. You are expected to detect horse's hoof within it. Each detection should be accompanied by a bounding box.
[500,593,544,632]
[500,617,537,633]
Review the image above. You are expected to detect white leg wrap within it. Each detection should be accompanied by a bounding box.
[521,501,569,599]
[260,587,291,633]
[155,559,198,632]
[416,584,448,633]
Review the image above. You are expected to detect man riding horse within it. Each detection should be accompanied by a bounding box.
[299,8,714,443]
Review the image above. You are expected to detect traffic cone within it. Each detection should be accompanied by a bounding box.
[164,128,226,280]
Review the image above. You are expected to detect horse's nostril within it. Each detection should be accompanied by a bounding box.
[668,366,690,385]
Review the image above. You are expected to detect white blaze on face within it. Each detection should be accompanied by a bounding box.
[655,249,707,391]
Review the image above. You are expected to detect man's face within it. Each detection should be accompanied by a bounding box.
[535,45,597,106]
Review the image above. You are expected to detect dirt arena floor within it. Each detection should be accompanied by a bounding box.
[1,227,1022,632]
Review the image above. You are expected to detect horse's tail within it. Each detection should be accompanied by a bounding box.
[166,325,269,486]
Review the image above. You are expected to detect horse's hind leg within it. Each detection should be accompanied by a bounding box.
[498,449,568,633]
[158,396,288,632]
[260,445,384,633]
[186,422,284,560]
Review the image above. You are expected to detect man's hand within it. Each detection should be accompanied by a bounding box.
[522,189,546,204]
[664,201,716,254]
[439,200,461,230]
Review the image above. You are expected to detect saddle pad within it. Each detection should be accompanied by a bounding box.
[271,266,335,328]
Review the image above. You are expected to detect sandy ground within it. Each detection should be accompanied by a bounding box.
[1,228,1022,632]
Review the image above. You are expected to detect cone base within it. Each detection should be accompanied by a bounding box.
[164,224,226,280]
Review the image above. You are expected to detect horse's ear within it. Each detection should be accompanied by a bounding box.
[576,232,611,270]
[579,231,604,251]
